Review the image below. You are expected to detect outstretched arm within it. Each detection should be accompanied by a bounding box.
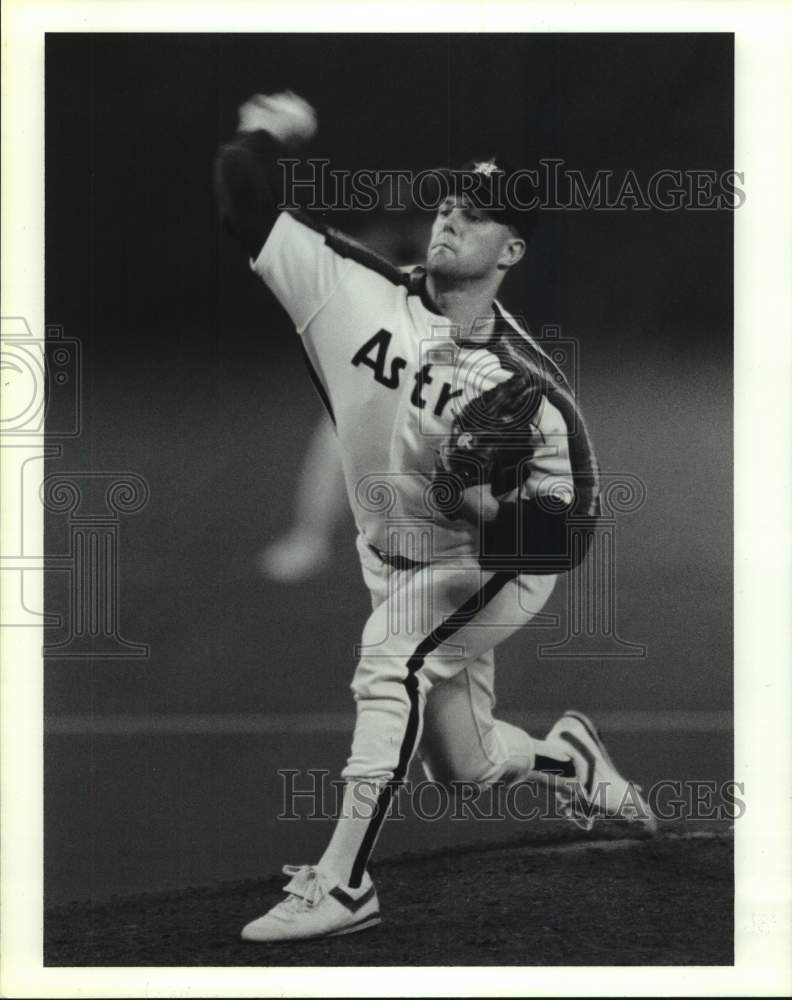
[215,92,362,336]
[214,92,317,258]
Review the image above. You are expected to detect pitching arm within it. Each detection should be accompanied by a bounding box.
[214,128,283,259]
[214,91,318,258]
[215,92,366,336]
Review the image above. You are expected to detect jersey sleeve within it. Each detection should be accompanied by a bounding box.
[480,393,580,573]
[518,396,575,502]
[250,212,354,334]
[488,395,574,505]
[214,130,282,258]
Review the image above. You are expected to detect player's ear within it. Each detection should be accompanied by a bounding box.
[497,234,526,270]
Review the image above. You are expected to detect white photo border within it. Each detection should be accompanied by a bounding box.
[1,1,790,996]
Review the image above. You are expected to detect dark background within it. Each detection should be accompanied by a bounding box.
[44,33,733,905]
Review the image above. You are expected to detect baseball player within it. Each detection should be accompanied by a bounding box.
[214,91,656,944]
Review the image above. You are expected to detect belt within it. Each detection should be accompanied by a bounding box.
[368,544,427,571]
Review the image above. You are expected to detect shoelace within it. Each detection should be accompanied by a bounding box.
[554,788,595,832]
[555,781,648,831]
[277,864,332,912]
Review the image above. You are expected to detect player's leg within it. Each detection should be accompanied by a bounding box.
[418,569,657,832]
[416,570,584,793]
[418,651,575,791]
[315,557,559,890]
[419,660,657,834]
[240,535,401,942]
[418,576,657,836]
[240,556,651,942]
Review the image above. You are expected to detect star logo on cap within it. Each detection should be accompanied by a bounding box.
[473,160,499,176]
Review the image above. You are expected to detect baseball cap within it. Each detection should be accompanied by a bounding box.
[439,158,539,240]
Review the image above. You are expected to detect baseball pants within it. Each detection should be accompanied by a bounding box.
[318,532,559,887]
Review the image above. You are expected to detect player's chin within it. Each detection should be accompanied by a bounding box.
[426,254,462,280]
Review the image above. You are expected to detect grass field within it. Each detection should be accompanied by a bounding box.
[44,823,733,966]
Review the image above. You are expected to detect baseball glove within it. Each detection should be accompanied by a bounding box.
[439,371,543,499]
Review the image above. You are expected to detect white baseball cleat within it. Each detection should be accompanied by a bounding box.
[547,710,658,835]
[240,865,381,943]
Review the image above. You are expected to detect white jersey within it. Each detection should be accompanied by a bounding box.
[252,211,576,559]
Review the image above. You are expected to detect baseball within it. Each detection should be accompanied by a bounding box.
[237,90,318,145]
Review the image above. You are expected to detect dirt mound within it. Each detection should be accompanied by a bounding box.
[45,826,733,966]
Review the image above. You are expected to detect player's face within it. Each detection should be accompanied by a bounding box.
[426,195,521,283]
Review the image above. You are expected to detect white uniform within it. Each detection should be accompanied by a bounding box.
[253,212,574,556]
[252,210,580,886]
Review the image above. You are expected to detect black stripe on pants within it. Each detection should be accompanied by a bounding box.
[348,570,515,887]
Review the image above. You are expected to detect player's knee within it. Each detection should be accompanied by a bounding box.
[350,657,385,699]
[350,654,431,702]
[358,610,399,658]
